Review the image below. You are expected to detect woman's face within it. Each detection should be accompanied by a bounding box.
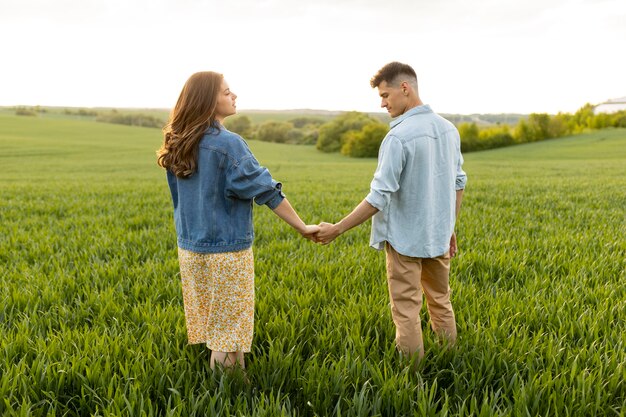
[214,79,237,122]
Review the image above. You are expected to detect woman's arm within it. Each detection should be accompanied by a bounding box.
[272,198,319,239]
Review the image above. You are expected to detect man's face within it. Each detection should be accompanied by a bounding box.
[377,80,408,118]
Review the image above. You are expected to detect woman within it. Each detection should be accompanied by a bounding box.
[157,71,318,370]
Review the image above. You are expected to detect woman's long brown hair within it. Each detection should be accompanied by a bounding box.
[157,71,223,178]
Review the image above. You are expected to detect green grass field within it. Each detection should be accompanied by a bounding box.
[1,113,625,416]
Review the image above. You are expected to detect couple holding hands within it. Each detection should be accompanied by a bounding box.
[157,62,467,370]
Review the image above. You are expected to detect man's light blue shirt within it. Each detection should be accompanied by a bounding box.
[365,105,467,258]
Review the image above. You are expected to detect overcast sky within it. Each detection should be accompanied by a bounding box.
[1,0,624,114]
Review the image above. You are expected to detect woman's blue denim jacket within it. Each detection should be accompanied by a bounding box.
[166,124,284,253]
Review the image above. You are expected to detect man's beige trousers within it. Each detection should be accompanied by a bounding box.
[385,243,457,358]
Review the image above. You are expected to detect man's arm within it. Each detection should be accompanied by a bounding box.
[455,189,464,221]
[449,189,464,257]
[316,199,379,245]
[316,135,400,245]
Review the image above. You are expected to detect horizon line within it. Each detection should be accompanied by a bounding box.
[0,104,534,116]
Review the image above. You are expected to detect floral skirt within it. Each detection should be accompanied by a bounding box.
[177,247,254,352]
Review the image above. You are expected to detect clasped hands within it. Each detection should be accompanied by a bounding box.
[300,225,460,256]
[299,222,341,245]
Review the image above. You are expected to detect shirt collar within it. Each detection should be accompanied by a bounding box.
[389,104,432,128]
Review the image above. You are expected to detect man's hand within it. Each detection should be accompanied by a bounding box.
[316,222,342,245]
[449,232,458,257]
[300,224,320,242]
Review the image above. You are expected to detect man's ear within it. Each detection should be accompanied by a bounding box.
[401,81,409,96]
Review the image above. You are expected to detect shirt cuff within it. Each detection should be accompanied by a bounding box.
[365,191,387,211]
[455,175,467,191]
[259,181,285,209]
[265,192,285,210]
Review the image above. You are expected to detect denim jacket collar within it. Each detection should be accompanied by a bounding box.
[389,104,433,128]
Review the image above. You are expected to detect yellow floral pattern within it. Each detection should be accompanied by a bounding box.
[177,247,255,352]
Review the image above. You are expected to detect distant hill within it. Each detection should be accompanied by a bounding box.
[240,109,525,127]
[0,105,524,127]
[442,113,526,127]
[594,97,626,114]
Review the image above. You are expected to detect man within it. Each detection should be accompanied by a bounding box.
[316,61,467,360]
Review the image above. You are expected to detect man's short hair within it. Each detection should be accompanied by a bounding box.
[370,62,417,88]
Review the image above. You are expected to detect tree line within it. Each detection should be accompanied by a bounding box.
[13,104,625,157]
[11,106,165,127]
[224,111,389,158]
[95,110,164,128]
[227,104,626,157]
[224,115,325,146]
[458,104,626,153]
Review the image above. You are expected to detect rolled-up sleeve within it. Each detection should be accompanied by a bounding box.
[455,151,467,191]
[365,135,404,211]
[226,155,285,209]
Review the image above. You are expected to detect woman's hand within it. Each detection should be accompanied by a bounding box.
[300,224,320,242]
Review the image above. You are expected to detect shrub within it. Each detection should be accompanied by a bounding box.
[458,122,480,151]
[611,111,626,128]
[15,107,37,116]
[224,115,252,137]
[340,122,388,157]
[478,125,514,150]
[64,108,99,117]
[96,112,165,128]
[317,112,380,153]
[289,116,326,128]
[255,121,292,143]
